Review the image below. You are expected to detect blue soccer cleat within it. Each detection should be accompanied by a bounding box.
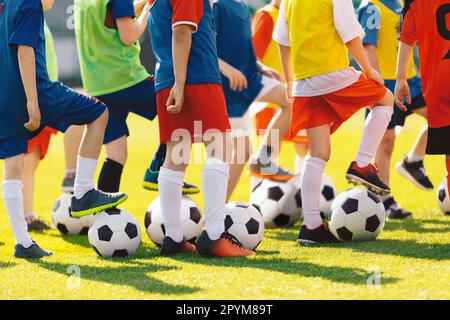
[14,242,53,259]
[70,189,128,218]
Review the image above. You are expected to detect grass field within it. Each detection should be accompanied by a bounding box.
[0,111,449,300]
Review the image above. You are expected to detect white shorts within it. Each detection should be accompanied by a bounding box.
[229,75,281,137]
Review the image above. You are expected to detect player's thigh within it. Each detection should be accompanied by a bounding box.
[413,107,427,119]
[256,82,290,109]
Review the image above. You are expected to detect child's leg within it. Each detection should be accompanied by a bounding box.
[2,154,32,247]
[252,83,291,165]
[62,125,84,192]
[203,132,231,240]
[98,136,127,193]
[355,92,394,168]
[295,142,309,174]
[158,137,191,243]
[301,125,331,230]
[22,147,40,222]
[408,124,428,161]
[374,129,396,185]
[227,135,252,200]
[73,110,109,199]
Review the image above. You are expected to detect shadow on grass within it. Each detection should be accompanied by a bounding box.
[167,255,399,285]
[32,259,200,295]
[0,261,17,269]
[384,219,450,234]
[47,232,91,248]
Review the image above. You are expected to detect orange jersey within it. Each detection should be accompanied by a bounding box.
[400,0,450,128]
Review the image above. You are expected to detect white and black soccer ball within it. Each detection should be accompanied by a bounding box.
[437,179,450,215]
[52,193,93,235]
[329,188,386,241]
[88,208,142,257]
[289,173,337,220]
[224,202,264,251]
[250,179,302,228]
[144,196,204,246]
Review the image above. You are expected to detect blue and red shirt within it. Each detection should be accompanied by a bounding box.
[0,0,68,139]
[213,0,263,116]
[148,0,222,92]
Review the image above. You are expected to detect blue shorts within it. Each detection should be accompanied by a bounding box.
[0,92,106,159]
[95,78,157,144]
[224,72,263,118]
[386,77,426,129]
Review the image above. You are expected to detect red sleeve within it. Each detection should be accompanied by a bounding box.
[252,11,274,59]
[400,7,417,46]
[170,0,204,31]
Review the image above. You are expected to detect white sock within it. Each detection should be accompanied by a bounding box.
[295,155,305,174]
[65,168,76,177]
[406,152,423,163]
[355,106,393,167]
[2,180,33,247]
[158,167,185,242]
[74,156,98,199]
[301,157,326,230]
[203,157,230,240]
[24,211,36,220]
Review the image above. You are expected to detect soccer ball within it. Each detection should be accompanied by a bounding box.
[224,202,264,251]
[52,193,93,235]
[250,179,302,228]
[144,196,204,246]
[329,188,386,241]
[437,179,450,215]
[88,208,142,257]
[289,173,337,220]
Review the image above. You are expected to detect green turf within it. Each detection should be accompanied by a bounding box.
[0,112,449,300]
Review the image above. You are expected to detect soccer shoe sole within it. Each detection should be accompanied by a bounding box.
[142,181,201,195]
[248,169,293,182]
[395,162,434,191]
[70,195,128,218]
[345,174,390,196]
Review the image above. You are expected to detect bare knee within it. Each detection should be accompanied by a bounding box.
[4,155,24,180]
[309,146,331,162]
[379,90,395,107]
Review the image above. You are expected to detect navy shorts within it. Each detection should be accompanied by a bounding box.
[95,78,157,144]
[0,91,106,159]
[386,77,426,129]
[225,72,263,118]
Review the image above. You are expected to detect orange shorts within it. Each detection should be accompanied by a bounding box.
[290,74,387,138]
[27,127,57,160]
[254,106,308,144]
[157,84,231,143]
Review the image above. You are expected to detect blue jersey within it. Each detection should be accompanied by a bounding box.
[0,0,70,139]
[148,0,222,93]
[213,0,262,115]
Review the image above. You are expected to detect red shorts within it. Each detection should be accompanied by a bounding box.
[290,74,387,138]
[157,84,231,143]
[27,127,57,160]
[254,106,308,144]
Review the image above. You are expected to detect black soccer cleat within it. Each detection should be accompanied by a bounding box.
[160,237,197,256]
[70,189,128,217]
[297,224,339,244]
[383,196,413,220]
[395,156,434,191]
[27,218,53,231]
[346,161,391,195]
[14,242,53,259]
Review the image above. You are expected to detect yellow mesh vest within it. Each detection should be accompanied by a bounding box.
[285,0,350,80]
[371,0,416,80]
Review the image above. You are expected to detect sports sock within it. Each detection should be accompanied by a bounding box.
[158,167,185,242]
[301,157,326,230]
[149,143,167,172]
[406,152,423,163]
[24,211,36,220]
[2,180,33,247]
[203,157,230,240]
[295,155,305,174]
[64,168,76,177]
[74,156,98,199]
[355,106,393,167]
[98,158,124,193]
[380,194,392,202]
[446,158,450,193]
[254,145,273,165]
